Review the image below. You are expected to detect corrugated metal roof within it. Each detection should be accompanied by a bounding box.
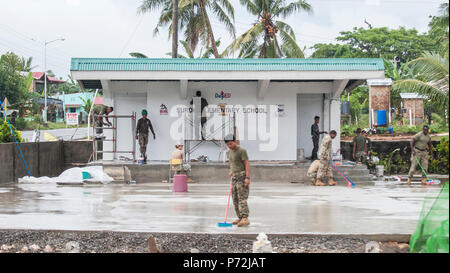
[400,93,427,99]
[71,58,384,72]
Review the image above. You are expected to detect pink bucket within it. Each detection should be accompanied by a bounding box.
[173,174,188,192]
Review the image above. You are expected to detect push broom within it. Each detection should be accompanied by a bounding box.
[414,155,441,184]
[218,177,233,227]
[327,159,356,187]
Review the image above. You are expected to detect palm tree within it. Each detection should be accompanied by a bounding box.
[225,0,312,58]
[164,39,222,58]
[172,0,179,58]
[138,0,235,58]
[129,52,149,58]
[393,52,449,116]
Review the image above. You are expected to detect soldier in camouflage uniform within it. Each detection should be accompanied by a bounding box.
[353,128,367,165]
[316,130,338,186]
[225,135,251,227]
[408,125,434,185]
[93,105,113,135]
[311,116,327,161]
[136,109,156,164]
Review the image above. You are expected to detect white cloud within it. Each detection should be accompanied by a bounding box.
[0,0,442,79]
[66,0,81,7]
[365,0,381,6]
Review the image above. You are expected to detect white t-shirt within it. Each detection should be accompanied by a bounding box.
[171,149,183,160]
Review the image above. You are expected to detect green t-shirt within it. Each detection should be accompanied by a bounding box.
[227,146,249,174]
[413,132,431,151]
[353,135,366,153]
[94,105,107,115]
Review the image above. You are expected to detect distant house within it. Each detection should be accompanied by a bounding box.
[57,92,102,124]
[29,72,66,93]
[400,93,427,125]
[37,97,64,123]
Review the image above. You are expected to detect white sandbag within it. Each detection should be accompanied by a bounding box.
[18,166,114,184]
[252,233,273,253]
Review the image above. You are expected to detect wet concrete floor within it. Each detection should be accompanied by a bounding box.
[0,181,443,235]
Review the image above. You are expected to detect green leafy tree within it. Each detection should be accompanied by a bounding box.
[311,27,436,64]
[341,86,368,124]
[138,0,235,58]
[393,52,449,120]
[428,3,449,59]
[310,43,354,58]
[0,61,26,106]
[0,51,36,72]
[225,0,312,58]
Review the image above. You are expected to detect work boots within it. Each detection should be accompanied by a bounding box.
[232,218,242,225]
[311,178,317,185]
[328,179,337,186]
[237,217,250,227]
[421,178,428,185]
[315,179,326,186]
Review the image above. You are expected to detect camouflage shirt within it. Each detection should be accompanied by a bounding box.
[318,135,333,160]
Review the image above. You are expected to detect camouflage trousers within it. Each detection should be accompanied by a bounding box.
[231,171,249,218]
[138,133,148,158]
[408,149,428,178]
[316,159,333,180]
[355,151,366,163]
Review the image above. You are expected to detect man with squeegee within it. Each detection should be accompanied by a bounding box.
[225,135,251,227]
[408,125,434,185]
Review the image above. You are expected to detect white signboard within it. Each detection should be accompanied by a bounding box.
[66,113,78,126]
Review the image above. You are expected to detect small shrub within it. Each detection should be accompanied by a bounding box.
[33,114,42,123]
[429,137,449,175]
[0,122,23,143]
[14,117,27,130]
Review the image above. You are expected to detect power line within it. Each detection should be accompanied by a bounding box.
[0,23,73,59]
[119,16,145,57]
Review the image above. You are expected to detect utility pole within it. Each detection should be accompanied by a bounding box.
[43,38,65,125]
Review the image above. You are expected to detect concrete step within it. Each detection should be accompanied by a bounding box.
[334,177,373,183]
[102,161,374,184]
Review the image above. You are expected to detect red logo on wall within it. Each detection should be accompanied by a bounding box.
[215,91,231,100]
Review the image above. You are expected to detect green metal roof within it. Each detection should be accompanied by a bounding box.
[71,58,384,72]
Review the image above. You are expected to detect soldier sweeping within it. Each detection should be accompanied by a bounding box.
[353,128,367,165]
[408,125,434,185]
[315,130,338,186]
[136,109,156,164]
[307,160,321,185]
[225,136,251,227]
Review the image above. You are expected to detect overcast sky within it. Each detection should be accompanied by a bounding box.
[0,0,443,80]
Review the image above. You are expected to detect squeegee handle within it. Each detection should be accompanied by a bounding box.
[414,155,431,181]
[224,177,233,222]
[327,159,355,186]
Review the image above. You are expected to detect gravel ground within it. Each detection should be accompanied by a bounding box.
[0,230,409,253]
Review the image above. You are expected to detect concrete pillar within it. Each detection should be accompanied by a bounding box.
[367,78,392,127]
[323,93,331,133]
[330,99,341,153]
[102,80,114,161]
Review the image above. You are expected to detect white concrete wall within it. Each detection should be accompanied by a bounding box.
[108,80,338,161]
